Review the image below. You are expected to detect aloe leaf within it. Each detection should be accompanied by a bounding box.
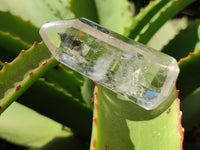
[42,0,74,20]
[38,135,89,150]
[44,64,84,101]
[0,0,73,26]
[128,0,196,43]
[94,0,132,34]
[148,18,188,51]
[0,11,41,44]
[0,42,57,113]
[81,78,94,109]
[90,85,182,150]
[0,61,3,69]
[177,50,200,98]
[126,0,169,37]
[18,78,92,139]
[69,0,98,22]
[0,30,30,54]
[162,20,200,60]
[0,102,72,148]
[181,87,200,131]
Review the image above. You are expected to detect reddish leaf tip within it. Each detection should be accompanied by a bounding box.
[29,72,34,76]
[105,145,110,150]
[93,140,96,149]
[42,61,47,66]
[33,41,38,46]
[93,117,97,126]
[176,90,180,96]
[21,50,25,54]
[167,108,171,114]
[4,62,8,67]
[15,85,21,91]
[91,97,94,104]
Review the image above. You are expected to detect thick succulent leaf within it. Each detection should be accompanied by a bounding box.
[0,102,71,148]
[68,0,98,22]
[0,0,74,26]
[148,18,188,51]
[0,30,30,55]
[0,42,57,113]
[177,49,200,98]
[43,0,74,20]
[181,87,200,131]
[44,64,84,101]
[0,11,41,45]
[18,78,93,139]
[162,20,200,60]
[90,85,183,150]
[0,61,3,70]
[94,0,132,34]
[81,78,94,109]
[128,0,196,43]
[126,0,169,37]
[37,136,89,150]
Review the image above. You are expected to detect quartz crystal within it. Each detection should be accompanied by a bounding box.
[40,18,179,110]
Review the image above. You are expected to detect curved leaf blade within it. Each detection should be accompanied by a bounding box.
[69,0,98,22]
[90,85,182,150]
[162,20,200,60]
[95,0,132,34]
[0,102,71,148]
[0,42,57,114]
[18,78,93,139]
[0,11,41,44]
[178,49,200,98]
[0,0,73,26]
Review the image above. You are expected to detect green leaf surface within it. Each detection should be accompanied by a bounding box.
[37,136,89,150]
[0,11,41,45]
[18,78,93,139]
[126,0,169,38]
[69,0,98,22]
[81,78,94,109]
[147,18,188,51]
[0,30,30,55]
[162,20,200,60]
[0,42,57,114]
[128,0,196,43]
[90,85,182,150]
[43,0,74,20]
[0,0,73,26]
[181,87,200,131]
[95,0,132,34]
[177,50,200,98]
[44,64,84,101]
[0,102,71,148]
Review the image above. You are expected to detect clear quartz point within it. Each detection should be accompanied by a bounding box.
[40,18,179,110]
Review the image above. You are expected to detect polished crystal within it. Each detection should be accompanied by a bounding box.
[40,18,179,110]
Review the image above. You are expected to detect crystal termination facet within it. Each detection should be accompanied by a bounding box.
[40,18,179,110]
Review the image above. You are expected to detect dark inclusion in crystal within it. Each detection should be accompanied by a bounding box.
[59,33,82,51]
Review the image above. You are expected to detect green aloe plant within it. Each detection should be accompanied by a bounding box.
[0,0,199,149]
